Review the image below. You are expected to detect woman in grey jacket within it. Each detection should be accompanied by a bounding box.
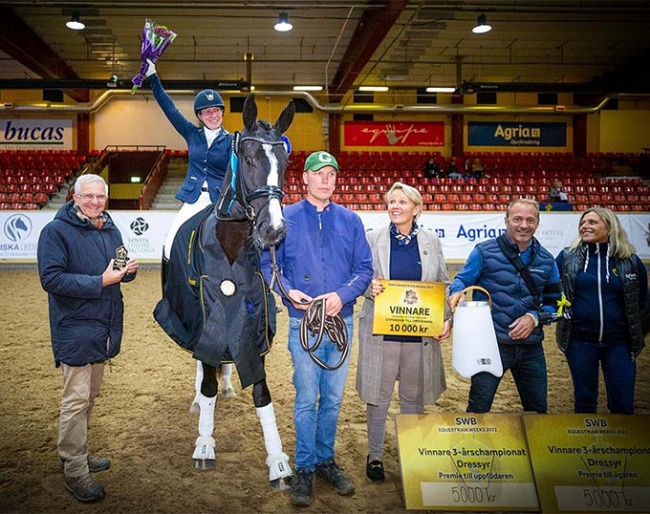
[356,182,452,482]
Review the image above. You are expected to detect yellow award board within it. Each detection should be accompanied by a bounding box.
[523,414,650,513]
[396,413,539,511]
[372,280,446,336]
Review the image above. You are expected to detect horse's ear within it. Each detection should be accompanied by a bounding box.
[274,100,295,134]
[243,94,258,132]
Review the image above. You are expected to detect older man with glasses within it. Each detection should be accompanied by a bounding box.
[38,174,139,502]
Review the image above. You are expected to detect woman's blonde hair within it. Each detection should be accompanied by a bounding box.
[385,181,423,221]
[570,207,636,259]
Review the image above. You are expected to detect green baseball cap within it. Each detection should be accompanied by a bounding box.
[304,151,339,172]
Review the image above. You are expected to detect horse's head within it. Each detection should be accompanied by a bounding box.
[221,94,295,248]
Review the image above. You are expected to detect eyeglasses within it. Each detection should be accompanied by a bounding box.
[77,193,108,202]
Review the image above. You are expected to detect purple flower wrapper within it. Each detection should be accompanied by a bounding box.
[131,19,177,94]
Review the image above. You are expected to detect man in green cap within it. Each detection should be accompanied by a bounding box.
[261,150,373,506]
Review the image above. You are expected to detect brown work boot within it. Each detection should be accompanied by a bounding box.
[64,473,105,503]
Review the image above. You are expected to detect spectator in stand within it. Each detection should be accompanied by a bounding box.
[447,160,463,180]
[548,179,566,203]
[423,157,441,179]
[471,158,484,179]
[556,208,647,414]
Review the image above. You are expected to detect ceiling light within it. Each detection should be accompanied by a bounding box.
[293,85,323,91]
[66,13,85,31]
[274,12,293,32]
[426,87,456,93]
[359,86,389,92]
[472,13,491,34]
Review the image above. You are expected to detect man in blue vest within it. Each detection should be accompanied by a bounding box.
[448,198,562,414]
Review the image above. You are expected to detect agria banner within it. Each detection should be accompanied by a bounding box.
[468,121,567,147]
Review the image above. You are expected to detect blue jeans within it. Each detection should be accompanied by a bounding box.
[467,342,547,414]
[565,339,636,414]
[288,315,353,471]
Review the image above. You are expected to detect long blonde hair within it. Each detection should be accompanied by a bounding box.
[570,207,636,259]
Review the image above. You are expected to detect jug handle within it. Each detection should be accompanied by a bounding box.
[451,285,492,311]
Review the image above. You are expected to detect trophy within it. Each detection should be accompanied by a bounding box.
[113,245,129,270]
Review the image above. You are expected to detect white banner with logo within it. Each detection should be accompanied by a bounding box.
[1,210,649,262]
[0,119,73,150]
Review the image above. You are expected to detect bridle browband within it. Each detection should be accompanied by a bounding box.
[217,133,287,222]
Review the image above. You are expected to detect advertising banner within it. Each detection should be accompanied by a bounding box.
[0,119,73,150]
[1,210,649,262]
[468,122,566,147]
[344,121,444,147]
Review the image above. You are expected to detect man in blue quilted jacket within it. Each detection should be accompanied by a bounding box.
[38,174,138,503]
[448,198,561,414]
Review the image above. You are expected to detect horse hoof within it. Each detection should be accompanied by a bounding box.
[221,386,236,399]
[270,475,292,491]
[193,458,216,470]
[189,402,200,415]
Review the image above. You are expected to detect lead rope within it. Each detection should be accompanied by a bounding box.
[269,245,349,370]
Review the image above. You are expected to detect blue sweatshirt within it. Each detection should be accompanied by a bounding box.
[261,199,373,319]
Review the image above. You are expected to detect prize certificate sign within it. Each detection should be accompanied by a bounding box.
[372,280,445,336]
[523,414,650,513]
[396,413,539,511]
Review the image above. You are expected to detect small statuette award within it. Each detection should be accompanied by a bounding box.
[113,245,129,270]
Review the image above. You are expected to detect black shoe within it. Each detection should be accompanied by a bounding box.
[315,458,355,495]
[290,468,314,507]
[366,456,385,482]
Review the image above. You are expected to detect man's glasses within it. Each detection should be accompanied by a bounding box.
[77,193,108,202]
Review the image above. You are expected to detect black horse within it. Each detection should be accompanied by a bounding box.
[154,95,295,490]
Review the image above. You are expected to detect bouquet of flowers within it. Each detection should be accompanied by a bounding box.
[131,19,177,94]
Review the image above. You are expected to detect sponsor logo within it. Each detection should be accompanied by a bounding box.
[4,214,32,242]
[130,217,149,235]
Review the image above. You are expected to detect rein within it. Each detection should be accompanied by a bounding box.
[268,246,349,370]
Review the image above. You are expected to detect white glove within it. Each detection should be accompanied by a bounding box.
[145,59,156,77]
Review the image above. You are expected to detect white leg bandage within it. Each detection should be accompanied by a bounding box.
[257,403,292,481]
[220,364,236,398]
[198,393,216,437]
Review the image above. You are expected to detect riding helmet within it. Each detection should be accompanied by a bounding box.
[194,89,225,116]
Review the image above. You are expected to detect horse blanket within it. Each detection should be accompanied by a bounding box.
[154,205,276,388]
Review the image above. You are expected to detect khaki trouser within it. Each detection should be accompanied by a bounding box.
[58,362,105,478]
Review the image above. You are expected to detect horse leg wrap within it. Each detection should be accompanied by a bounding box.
[220,364,236,399]
[192,436,216,470]
[257,403,292,489]
[189,361,204,414]
[198,393,215,437]
[192,394,216,470]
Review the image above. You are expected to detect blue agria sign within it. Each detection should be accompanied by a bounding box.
[468,122,567,147]
[4,214,32,242]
